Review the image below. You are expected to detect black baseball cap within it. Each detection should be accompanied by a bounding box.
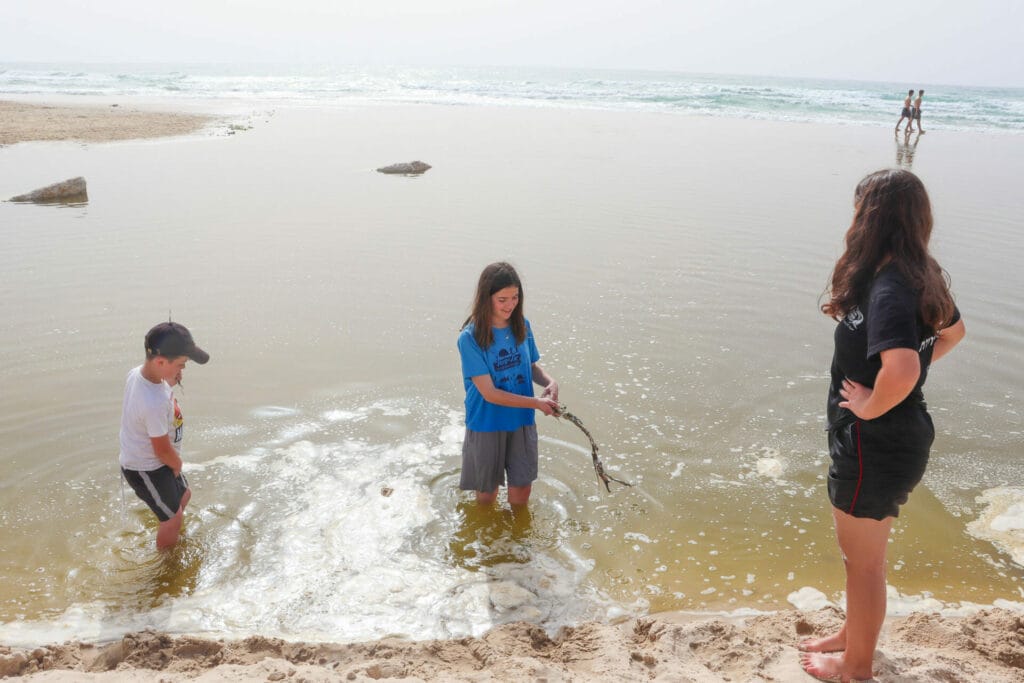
[145,322,210,364]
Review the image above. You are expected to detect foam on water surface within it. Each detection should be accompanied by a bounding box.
[250,405,301,419]
[786,584,1024,618]
[787,586,832,611]
[967,486,1024,567]
[0,399,619,646]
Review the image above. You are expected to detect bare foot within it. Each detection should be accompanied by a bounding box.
[799,651,873,682]
[798,631,846,653]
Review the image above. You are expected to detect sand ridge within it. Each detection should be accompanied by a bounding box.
[1,608,1022,681]
[0,100,214,146]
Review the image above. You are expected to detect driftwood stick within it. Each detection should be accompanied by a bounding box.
[553,406,632,492]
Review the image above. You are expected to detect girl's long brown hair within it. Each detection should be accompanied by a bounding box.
[822,169,955,332]
[462,262,526,349]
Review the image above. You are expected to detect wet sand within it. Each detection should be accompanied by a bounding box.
[0,99,213,146]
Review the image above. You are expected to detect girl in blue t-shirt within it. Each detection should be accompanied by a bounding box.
[458,262,560,507]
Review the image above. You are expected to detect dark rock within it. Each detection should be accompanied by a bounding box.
[376,161,431,175]
[10,177,88,203]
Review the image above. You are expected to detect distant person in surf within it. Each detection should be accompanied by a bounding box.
[895,89,914,132]
[800,169,965,682]
[909,89,925,133]
[457,262,559,508]
[119,322,210,550]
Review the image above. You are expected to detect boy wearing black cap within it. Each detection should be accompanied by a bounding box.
[119,322,209,549]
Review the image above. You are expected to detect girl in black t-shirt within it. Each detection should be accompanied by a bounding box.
[800,169,966,682]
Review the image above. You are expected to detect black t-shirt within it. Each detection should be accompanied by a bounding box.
[826,264,960,429]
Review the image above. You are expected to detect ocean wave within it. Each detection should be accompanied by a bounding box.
[2,64,1022,133]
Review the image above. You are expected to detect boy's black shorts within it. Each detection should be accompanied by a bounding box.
[122,466,189,522]
[827,408,934,521]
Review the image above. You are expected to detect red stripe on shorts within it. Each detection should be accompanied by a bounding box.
[848,420,864,515]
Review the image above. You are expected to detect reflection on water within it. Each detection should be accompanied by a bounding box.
[8,197,89,208]
[441,500,602,632]
[448,501,536,571]
[895,129,922,168]
[111,520,205,611]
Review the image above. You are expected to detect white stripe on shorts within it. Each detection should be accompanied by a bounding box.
[140,470,176,519]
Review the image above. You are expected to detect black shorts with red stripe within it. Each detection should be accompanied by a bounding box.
[826,407,934,520]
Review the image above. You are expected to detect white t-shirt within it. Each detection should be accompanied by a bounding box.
[118,365,182,471]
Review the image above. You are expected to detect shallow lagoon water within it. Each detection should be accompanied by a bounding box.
[0,103,1022,644]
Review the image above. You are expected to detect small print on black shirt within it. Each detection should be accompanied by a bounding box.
[827,264,960,430]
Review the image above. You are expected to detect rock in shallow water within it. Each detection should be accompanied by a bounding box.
[376,161,431,175]
[9,176,88,203]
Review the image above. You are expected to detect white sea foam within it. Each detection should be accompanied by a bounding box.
[269,420,323,444]
[250,405,300,419]
[321,409,363,422]
[787,586,833,611]
[0,404,617,646]
[539,435,590,456]
[202,424,253,437]
[184,449,267,472]
[624,532,653,544]
[367,400,412,417]
[785,584,1024,619]
[755,457,784,479]
[966,486,1024,567]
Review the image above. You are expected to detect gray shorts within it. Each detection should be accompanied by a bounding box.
[460,424,538,492]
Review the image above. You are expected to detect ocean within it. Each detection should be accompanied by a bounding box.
[2,63,1024,133]
[1,67,1023,647]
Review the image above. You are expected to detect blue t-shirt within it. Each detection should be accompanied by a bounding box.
[458,320,541,432]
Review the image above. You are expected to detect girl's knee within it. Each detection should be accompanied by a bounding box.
[507,485,532,506]
[476,489,499,506]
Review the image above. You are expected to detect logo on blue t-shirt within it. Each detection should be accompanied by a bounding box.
[494,343,522,373]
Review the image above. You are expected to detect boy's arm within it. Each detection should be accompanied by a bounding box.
[150,435,183,476]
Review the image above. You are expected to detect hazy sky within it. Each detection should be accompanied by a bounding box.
[3,0,1021,87]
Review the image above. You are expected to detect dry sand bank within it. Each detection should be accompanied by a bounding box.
[0,100,213,145]
[2,608,1022,682]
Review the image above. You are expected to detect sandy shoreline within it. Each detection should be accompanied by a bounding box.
[2,608,1022,681]
[0,99,215,145]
